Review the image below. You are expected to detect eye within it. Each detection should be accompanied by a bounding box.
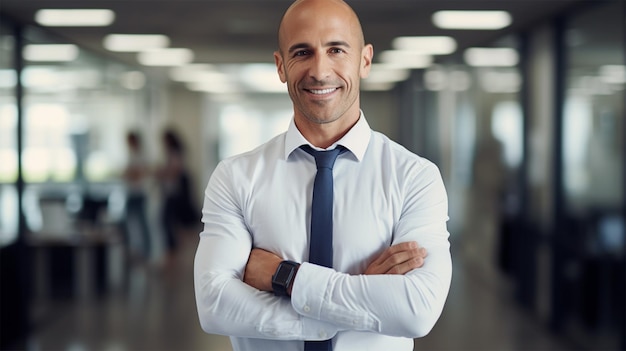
[294,50,310,57]
[329,48,345,54]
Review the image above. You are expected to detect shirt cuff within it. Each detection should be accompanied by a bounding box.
[291,263,332,319]
[291,263,338,340]
[291,263,379,332]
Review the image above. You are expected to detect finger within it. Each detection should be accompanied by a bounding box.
[385,256,425,275]
[365,249,414,275]
[391,243,427,259]
[364,242,426,275]
[373,241,418,264]
[389,241,419,254]
[394,242,428,260]
[380,247,421,271]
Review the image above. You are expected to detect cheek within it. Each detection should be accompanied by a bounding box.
[343,67,362,85]
[338,60,362,82]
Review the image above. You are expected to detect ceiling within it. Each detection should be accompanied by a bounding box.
[1,0,585,78]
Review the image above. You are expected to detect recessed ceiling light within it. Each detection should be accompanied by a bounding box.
[391,36,457,55]
[464,48,519,67]
[137,48,194,66]
[35,9,115,27]
[379,51,433,69]
[365,64,411,83]
[103,34,170,52]
[23,44,79,62]
[433,10,511,30]
[21,67,100,89]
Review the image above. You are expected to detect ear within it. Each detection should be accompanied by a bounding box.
[360,44,374,79]
[274,51,287,83]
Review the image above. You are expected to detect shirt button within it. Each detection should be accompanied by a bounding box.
[319,331,327,339]
[303,305,311,312]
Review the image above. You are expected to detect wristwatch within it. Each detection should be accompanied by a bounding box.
[272,260,300,297]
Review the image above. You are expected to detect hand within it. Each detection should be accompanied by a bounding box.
[364,241,427,275]
[243,248,282,292]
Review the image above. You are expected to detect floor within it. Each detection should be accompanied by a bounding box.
[13,229,581,351]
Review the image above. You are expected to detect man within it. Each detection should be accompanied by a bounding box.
[194,0,452,350]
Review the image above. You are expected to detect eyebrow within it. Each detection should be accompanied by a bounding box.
[287,40,352,54]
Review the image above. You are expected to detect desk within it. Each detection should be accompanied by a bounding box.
[29,229,124,300]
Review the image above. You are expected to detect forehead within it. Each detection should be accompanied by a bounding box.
[279,2,361,49]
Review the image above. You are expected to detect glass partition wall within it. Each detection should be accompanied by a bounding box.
[0,20,18,246]
[404,35,524,284]
[0,18,156,348]
[555,1,625,349]
[398,3,624,349]
[19,25,152,240]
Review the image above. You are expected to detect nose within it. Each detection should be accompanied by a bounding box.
[309,53,332,82]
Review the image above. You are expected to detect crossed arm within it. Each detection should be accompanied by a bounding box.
[243,241,428,294]
[195,160,452,340]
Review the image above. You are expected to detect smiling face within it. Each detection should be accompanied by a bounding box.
[274,0,373,140]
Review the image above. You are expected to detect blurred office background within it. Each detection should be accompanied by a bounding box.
[0,1,624,350]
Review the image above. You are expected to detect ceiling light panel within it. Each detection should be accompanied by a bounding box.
[379,51,433,69]
[103,34,170,52]
[35,9,115,27]
[433,10,512,30]
[365,65,411,83]
[23,44,79,62]
[464,48,519,67]
[137,48,194,66]
[391,36,457,55]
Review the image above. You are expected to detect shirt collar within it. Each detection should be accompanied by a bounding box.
[284,111,371,162]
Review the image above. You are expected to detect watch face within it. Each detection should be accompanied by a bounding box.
[275,265,292,282]
[273,261,299,297]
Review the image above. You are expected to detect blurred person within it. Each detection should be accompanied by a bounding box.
[123,131,152,260]
[468,133,507,276]
[194,1,452,350]
[159,129,197,257]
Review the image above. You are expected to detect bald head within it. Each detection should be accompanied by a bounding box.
[277,0,365,54]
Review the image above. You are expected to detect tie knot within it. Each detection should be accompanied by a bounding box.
[301,145,342,170]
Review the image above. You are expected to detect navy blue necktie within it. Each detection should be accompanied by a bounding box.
[301,145,342,351]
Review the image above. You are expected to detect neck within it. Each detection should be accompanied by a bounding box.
[295,111,360,149]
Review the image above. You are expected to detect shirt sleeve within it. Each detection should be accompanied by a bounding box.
[290,161,452,338]
[194,161,340,340]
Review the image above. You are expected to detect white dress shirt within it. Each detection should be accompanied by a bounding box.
[194,113,452,351]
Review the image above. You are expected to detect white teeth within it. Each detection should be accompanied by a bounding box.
[309,88,336,95]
